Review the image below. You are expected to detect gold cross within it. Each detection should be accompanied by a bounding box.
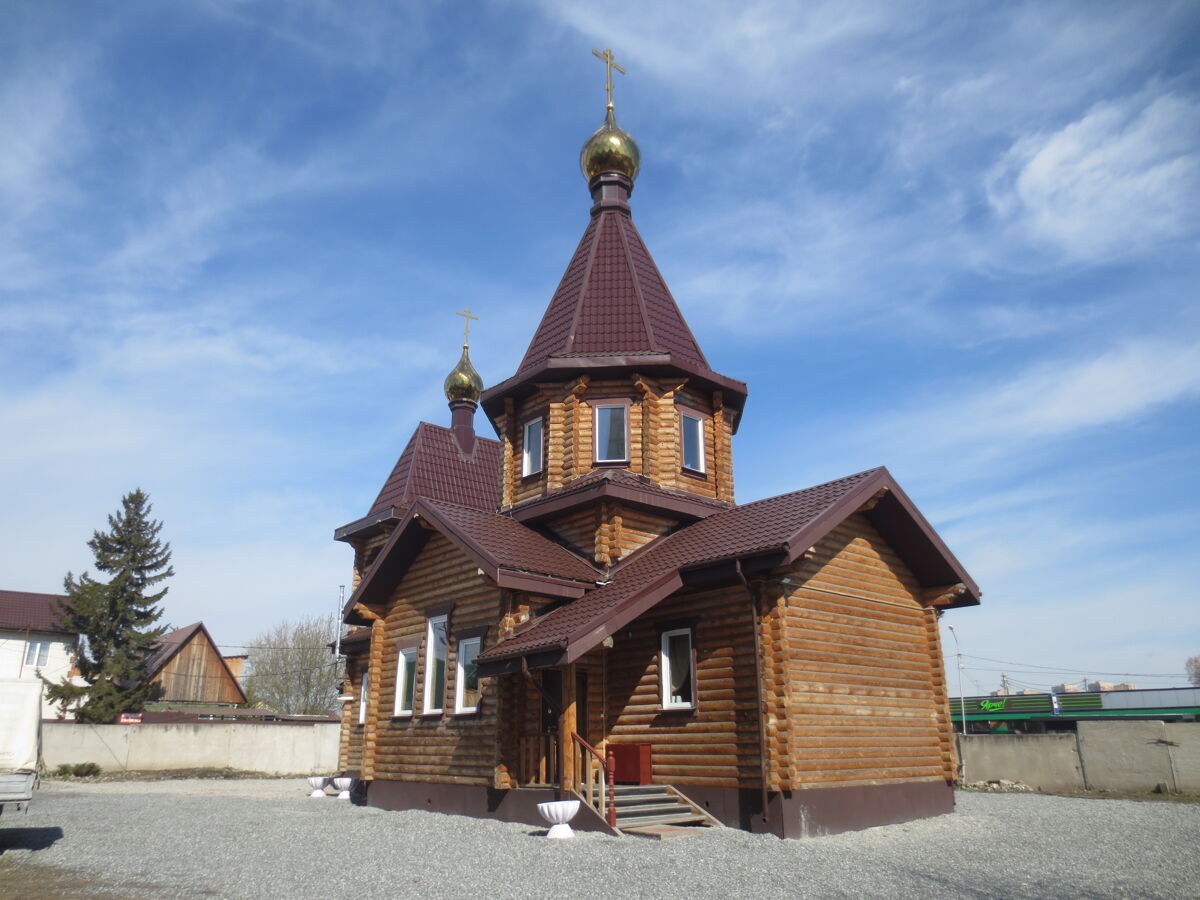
[592,47,626,109]
[455,308,479,346]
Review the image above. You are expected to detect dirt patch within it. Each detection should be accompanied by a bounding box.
[0,857,158,899]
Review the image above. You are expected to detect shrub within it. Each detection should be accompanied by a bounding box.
[53,762,102,777]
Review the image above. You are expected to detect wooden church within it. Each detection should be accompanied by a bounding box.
[334,62,980,838]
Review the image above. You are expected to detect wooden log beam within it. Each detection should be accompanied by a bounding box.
[921,583,967,607]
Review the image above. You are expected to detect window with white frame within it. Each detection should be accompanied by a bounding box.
[424,615,448,713]
[594,403,628,462]
[24,640,50,668]
[680,410,705,472]
[455,637,481,713]
[660,628,695,709]
[394,648,417,716]
[358,669,370,725]
[522,418,544,476]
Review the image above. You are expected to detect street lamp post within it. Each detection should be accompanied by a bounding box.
[947,624,967,786]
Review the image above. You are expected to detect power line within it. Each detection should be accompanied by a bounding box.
[961,654,1185,679]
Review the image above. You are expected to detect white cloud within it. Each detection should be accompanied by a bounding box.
[986,93,1200,263]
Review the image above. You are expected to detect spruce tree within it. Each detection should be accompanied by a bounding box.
[46,489,173,722]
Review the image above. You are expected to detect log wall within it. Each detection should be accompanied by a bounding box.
[366,533,505,787]
[605,584,761,787]
[492,374,735,509]
[338,654,366,773]
[782,513,949,790]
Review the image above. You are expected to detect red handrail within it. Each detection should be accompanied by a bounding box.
[571,732,617,828]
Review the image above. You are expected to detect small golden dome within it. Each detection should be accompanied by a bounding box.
[580,106,640,182]
[443,345,484,403]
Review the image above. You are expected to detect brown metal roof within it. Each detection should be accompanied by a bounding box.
[508,467,729,522]
[344,497,603,623]
[369,422,500,517]
[481,194,747,426]
[477,467,980,668]
[0,589,72,634]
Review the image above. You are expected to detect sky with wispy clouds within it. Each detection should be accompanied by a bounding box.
[3,1,1197,693]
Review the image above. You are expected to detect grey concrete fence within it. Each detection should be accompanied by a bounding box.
[43,721,339,775]
[958,721,1200,793]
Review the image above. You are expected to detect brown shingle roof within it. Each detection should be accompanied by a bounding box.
[369,422,500,516]
[508,467,729,521]
[345,497,603,621]
[478,467,979,667]
[144,622,204,675]
[482,198,747,426]
[0,589,72,634]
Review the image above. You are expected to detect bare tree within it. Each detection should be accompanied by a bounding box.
[245,613,341,715]
[1187,655,1200,687]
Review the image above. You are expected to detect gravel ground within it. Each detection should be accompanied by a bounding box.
[2,780,1198,899]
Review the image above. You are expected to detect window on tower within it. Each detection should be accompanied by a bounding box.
[522,417,544,476]
[680,410,706,473]
[594,403,628,463]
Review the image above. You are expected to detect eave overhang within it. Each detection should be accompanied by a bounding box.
[334,508,399,543]
[507,474,727,524]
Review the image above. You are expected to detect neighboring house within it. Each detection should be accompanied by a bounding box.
[334,101,980,837]
[0,589,82,719]
[146,623,247,706]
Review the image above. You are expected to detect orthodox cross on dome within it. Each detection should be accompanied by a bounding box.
[591,47,626,109]
[455,308,479,347]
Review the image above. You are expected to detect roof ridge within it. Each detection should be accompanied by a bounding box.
[564,210,606,355]
[616,210,657,350]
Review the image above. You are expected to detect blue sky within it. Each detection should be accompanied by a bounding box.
[2,1,1198,693]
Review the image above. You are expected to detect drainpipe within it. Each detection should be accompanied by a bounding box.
[736,560,770,826]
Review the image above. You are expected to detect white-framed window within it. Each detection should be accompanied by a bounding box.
[594,403,628,462]
[424,615,448,713]
[455,637,482,713]
[394,648,417,716]
[24,640,50,668]
[522,418,544,476]
[680,410,705,473]
[660,628,695,709]
[358,669,370,725]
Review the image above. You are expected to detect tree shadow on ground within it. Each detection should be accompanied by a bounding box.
[0,826,65,854]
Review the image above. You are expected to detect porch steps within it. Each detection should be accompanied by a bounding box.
[611,785,720,832]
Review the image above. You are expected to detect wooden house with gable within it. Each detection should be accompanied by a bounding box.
[334,77,980,837]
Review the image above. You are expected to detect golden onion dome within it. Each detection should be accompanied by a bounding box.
[580,106,640,182]
[443,345,484,403]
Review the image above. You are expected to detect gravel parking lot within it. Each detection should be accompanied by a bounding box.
[2,780,1198,899]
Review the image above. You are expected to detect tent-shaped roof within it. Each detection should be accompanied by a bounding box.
[481,184,747,426]
[477,467,979,673]
[336,422,501,541]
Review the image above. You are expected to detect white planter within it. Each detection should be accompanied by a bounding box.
[306,776,328,798]
[537,799,581,839]
[333,776,354,800]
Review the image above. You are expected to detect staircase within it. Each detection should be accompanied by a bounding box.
[610,784,719,832]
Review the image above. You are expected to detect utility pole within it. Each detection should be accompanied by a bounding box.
[1002,672,1011,695]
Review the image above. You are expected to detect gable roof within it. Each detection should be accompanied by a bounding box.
[0,589,73,635]
[477,467,979,671]
[481,201,747,425]
[344,497,603,623]
[145,622,248,705]
[336,421,501,540]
